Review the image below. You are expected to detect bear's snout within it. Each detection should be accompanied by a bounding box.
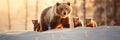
[64,12,66,15]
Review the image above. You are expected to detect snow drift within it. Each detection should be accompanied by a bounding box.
[0,26,120,40]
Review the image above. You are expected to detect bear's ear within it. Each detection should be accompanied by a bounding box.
[67,2,70,6]
[56,2,60,6]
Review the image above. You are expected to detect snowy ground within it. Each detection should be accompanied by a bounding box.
[0,26,120,40]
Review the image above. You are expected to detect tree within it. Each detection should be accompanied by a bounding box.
[7,0,11,30]
[25,0,28,30]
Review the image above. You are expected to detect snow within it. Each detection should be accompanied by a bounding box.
[0,26,120,40]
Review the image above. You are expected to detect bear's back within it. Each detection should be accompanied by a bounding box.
[41,7,52,24]
[41,6,52,19]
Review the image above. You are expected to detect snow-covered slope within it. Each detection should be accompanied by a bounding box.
[0,26,120,40]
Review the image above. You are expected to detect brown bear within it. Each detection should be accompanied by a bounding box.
[85,18,97,28]
[32,20,40,32]
[73,17,83,28]
[40,2,72,31]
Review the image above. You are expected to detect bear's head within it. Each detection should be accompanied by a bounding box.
[86,19,92,25]
[73,17,81,25]
[55,2,72,18]
[73,17,83,27]
[85,18,98,28]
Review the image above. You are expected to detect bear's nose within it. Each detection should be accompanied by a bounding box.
[64,12,66,15]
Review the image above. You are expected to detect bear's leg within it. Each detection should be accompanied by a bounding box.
[74,23,82,28]
[62,23,70,28]
[36,24,40,32]
[50,22,59,29]
[55,24,63,29]
[50,16,61,29]
[41,22,48,31]
[42,26,48,31]
[61,17,70,28]
[34,26,37,31]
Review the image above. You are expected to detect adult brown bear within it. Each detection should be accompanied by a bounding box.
[40,2,72,31]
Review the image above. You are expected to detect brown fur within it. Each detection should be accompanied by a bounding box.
[73,17,83,28]
[32,20,40,32]
[86,19,97,28]
[40,2,72,31]
[55,24,63,29]
[40,7,52,31]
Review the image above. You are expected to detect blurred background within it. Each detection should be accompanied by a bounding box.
[0,0,120,31]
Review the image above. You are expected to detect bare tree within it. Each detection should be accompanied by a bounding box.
[25,0,28,30]
[73,0,78,17]
[35,0,38,19]
[7,0,11,30]
[83,0,86,27]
